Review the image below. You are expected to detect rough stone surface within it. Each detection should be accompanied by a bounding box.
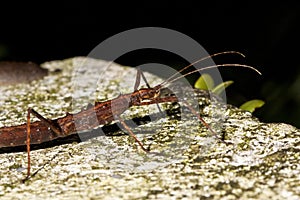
[0,57,299,200]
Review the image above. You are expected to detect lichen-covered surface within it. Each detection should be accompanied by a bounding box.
[0,57,299,199]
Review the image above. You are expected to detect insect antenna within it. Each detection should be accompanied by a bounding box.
[164,63,261,86]
[159,51,245,87]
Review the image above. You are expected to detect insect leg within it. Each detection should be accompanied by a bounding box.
[181,100,228,144]
[26,108,31,179]
[137,67,151,89]
[25,108,63,179]
[133,67,142,91]
[28,108,62,136]
[136,67,163,113]
[138,97,228,144]
[114,115,149,152]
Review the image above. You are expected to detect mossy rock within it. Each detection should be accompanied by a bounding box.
[0,57,299,199]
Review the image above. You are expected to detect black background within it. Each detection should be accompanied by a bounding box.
[1,1,300,128]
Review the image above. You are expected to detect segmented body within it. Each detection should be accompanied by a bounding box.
[0,86,176,148]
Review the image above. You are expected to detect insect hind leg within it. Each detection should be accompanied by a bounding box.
[25,108,63,180]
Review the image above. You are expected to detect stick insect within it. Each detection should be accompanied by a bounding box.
[0,51,261,180]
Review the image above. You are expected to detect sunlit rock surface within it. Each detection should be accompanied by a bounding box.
[0,57,299,199]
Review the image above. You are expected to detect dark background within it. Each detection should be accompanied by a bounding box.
[1,1,300,128]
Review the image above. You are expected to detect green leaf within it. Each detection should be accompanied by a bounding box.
[212,80,234,95]
[239,99,265,113]
[194,73,215,90]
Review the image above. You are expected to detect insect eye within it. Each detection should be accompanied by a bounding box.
[139,89,158,100]
[154,90,160,98]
